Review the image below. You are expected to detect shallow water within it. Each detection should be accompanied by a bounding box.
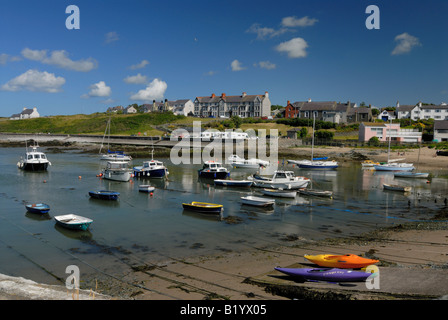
[0,147,447,287]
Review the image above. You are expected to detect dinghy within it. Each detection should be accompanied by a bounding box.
[383,183,411,192]
[182,202,223,214]
[259,188,297,198]
[54,214,93,231]
[25,203,50,214]
[241,196,275,207]
[274,267,372,283]
[138,185,155,193]
[89,190,120,200]
[214,179,253,187]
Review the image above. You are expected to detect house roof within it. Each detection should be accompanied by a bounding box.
[361,122,386,127]
[21,108,35,115]
[348,107,371,115]
[396,105,416,112]
[434,120,448,130]
[195,93,265,104]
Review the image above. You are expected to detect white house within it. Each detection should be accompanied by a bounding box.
[377,110,396,121]
[124,105,137,114]
[169,99,194,116]
[10,107,40,120]
[396,101,448,121]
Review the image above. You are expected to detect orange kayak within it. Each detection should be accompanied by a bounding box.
[304,254,379,269]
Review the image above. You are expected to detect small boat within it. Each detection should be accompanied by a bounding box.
[88,190,120,200]
[198,161,229,179]
[182,202,223,214]
[214,179,253,187]
[383,183,411,192]
[102,161,132,182]
[274,267,372,283]
[304,254,379,269]
[298,188,333,198]
[297,160,339,169]
[287,157,328,165]
[17,143,51,171]
[259,188,297,198]
[241,196,275,207]
[133,159,169,178]
[361,160,380,167]
[374,162,414,172]
[394,172,429,179]
[25,203,50,214]
[138,185,155,193]
[248,170,310,189]
[228,155,269,168]
[54,214,93,231]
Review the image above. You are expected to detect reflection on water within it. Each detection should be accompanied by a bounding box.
[0,147,447,286]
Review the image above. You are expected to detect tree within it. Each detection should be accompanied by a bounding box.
[231,115,242,128]
[298,127,308,138]
[368,136,380,146]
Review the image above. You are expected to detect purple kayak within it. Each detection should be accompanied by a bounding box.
[274,267,371,283]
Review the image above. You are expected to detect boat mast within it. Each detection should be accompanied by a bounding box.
[311,113,315,161]
[387,119,392,163]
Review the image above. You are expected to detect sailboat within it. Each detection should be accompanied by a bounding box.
[297,114,338,169]
[99,118,132,162]
[394,143,429,178]
[373,120,414,172]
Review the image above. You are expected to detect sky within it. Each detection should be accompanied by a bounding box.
[0,0,447,117]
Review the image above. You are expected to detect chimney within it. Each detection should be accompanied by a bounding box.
[287,100,290,105]
[308,98,312,103]
[242,92,247,97]
[211,93,215,98]
[264,91,269,97]
[221,93,226,98]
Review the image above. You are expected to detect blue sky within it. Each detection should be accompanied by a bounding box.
[0,0,447,117]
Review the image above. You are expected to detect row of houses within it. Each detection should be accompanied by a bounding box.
[378,101,448,121]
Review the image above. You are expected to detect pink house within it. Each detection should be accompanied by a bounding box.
[359,122,422,143]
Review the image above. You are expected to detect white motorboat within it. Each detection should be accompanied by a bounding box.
[259,188,297,198]
[102,161,132,182]
[241,196,275,207]
[17,142,51,171]
[228,155,269,168]
[248,170,310,189]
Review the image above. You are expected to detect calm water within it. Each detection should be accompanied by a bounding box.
[1,147,447,286]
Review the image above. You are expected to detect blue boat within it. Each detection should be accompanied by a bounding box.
[25,203,50,214]
[54,214,93,231]
[89,190,120,200]
[274,267,372,283]
[133,160,169,178]
[198,161,229,179]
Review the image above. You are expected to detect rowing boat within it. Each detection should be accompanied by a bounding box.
[182,202,223,214]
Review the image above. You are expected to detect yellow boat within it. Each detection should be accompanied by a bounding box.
[182,201,223,214]
[304,254,379,269]
[361,160,380,167]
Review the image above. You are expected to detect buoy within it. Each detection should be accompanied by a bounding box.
[43,180,46,183]
[150,192,153,196]
[78,176,82,179]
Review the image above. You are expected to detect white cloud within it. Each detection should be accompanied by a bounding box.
[391,32,421,55]
[1,69,65,93]
[281,16,318,27]
[82,81,111,98]
[130,78,167,101]
[124,73,148,84]
[21,48,97,72]
[104,31,119,44]
[231,59,246,71]
[129,60,149,70]
[246,23,289,40]
[0,53,21,65]
[256,61,276,70]
[275,37,308,58]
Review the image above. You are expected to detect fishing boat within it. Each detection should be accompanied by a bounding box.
[88,190,120,200]
[274,267,372,283]
[214,179,253,187]
[383,183,411,192]
[241,196,275,207]
[138,185,155,193]
[228,155,269,168]
[54,214,93,231]
[133,159,169,178]
[17,142,51,171]
[259,188,297,198]
[248,170,310,189]
[182,202,223,214]
[99,118,132,161]
[198,161,229,179]
[102,161,132,182]
[304,254,379,269]
[25,203,50,214]
[298,188,333,198]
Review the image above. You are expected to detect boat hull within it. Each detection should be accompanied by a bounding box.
[54,214,93,231]
[19,162,49,171]
[214,180,253,187]
[133,168,167,178]
[241,196,275,207]
[138,185,155,193]
[260,189,297,198]
[103,170,132,182]
[252,179,310,190]
[25,203,50,214]
[274,267,372,282]
[383,184,412,192]
[304,254,379,269]
[373,164,414,172]
[89,190,120,200]
[394,172,429,179]
[182,202,223,214]
[198,170,229,179]
[298,161,338,169]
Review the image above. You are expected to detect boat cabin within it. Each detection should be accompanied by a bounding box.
[106,161,129,170]
[142,160,164,169]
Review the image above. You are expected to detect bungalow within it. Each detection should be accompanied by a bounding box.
[10,107,40,120]
[433,120,448,142]
[359,122,421,143]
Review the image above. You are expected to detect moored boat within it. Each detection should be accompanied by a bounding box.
[241,196,275,207]
[133,159,168,178]
[17,143,51,171]
[297,160,339,169]
[383,183,411,192]
[374,162,414,172]
[102,161,132,182]
[25,203,50,214]
[214,179,253,187]
[138,185,155,193]
[54,214,93,231]
[89,190,120,200]
[248,170,310,189]
[228,155,269,168]
[304,254,379,269]
[198,161,229,179]
[394,172,429,179]
[274,267,372,283]
[259,188,297,198]
[182,202,223,214]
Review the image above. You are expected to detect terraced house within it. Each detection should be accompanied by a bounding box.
[396,101,448,121]
[193,92,271,118]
